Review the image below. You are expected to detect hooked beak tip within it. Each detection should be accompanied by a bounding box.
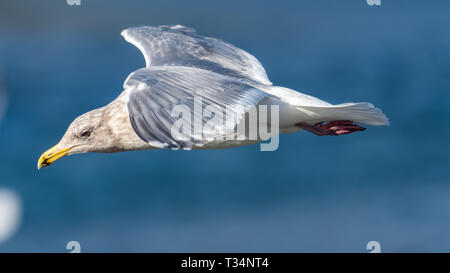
[37,144,71,170]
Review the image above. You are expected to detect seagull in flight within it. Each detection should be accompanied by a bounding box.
[38,25,388,169]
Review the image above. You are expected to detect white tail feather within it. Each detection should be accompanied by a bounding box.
[297,102,389,126]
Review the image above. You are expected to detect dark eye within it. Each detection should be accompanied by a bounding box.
[80,130,91,138]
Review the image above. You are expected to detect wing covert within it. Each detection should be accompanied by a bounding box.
[125,66,272,149]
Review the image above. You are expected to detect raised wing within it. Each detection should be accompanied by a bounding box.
[125,66,272,149]
[121,25,272,85]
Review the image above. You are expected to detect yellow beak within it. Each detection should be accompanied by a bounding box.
[37,144,72,170]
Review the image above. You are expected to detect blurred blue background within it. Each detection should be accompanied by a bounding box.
[0,0,449,252]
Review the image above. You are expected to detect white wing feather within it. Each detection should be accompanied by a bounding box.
[121,25,272,85]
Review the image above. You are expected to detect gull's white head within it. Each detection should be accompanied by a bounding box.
[37,107,117,169]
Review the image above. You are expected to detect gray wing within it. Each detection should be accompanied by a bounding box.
[121,25,272,85]
[125,66,273,150]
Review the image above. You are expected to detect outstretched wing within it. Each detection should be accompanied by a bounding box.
[125,66,272,150]
[121,25,272,85]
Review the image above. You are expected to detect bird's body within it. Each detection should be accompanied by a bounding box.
[38,25,389,169]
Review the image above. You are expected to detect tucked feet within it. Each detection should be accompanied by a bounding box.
[295,120,366,136]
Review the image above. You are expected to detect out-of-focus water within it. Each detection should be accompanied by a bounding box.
[0,189,22,244]
[0,0,449,252]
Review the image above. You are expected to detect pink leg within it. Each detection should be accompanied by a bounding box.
[295,120,366,136]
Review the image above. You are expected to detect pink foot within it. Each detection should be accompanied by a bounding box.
[296,120,366,136]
